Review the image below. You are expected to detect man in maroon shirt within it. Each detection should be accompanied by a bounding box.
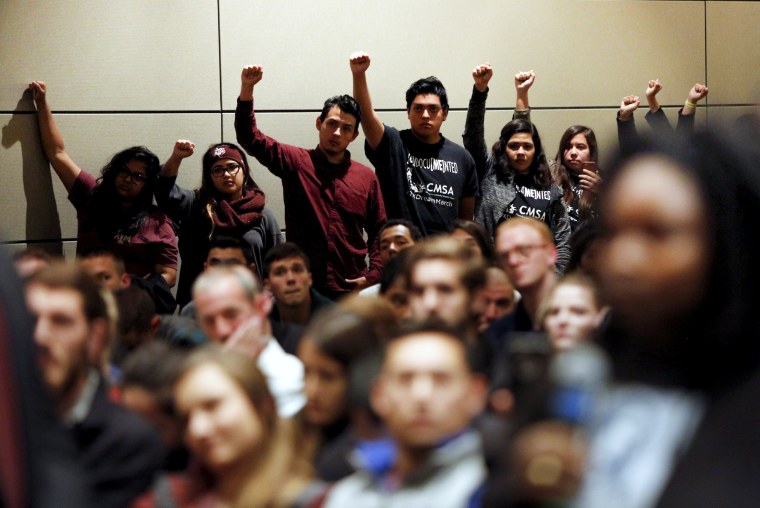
[235,65,386,299]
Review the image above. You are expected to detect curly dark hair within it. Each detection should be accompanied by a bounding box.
[89,146,162,242]
[405,76,449,111]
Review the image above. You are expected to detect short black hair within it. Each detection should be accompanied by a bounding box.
[320,95,361,131]
[263,242,311,278]
[405,76,449,111]
[78,248,127,274]
[380,219,423,242]
[207,235,255,266]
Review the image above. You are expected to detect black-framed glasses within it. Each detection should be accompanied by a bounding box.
[211,164,242,178]
[117,167,148,183]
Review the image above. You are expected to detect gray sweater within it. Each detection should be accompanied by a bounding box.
[462,87,571,273]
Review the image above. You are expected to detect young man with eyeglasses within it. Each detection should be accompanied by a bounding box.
[235,65,386,299]
[484,218,558,353]
[350,52,479,237]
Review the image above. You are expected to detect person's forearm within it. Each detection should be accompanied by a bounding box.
[352,72,384,149]
[516,89,530,112]
[160,153,182,177]
[34,97,80,191]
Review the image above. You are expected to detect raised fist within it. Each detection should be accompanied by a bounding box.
[241,66,264,87]
[172,140,195,160]
[472,63,493,92]
[349,51,371,75]
[619,95,640,119]
[28,81,47,102]
[688,83,709,103]
[514,70,536,91]
[645,79,663,99]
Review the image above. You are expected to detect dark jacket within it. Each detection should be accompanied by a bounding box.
[71,377,164,508]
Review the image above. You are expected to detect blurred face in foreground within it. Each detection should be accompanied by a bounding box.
[408,259,470,327]
[371,331,485,449]
[175,363,265,475]
[195,274,258,344]
[543,283,605,350]
[477,267,516,333]
[298,337,348,427]
[597,155,709,337]
[496,223,556,292]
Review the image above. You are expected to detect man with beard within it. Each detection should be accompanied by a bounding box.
[25,264,162,508]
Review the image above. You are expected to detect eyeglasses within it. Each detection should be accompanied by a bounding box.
[498,243,547,262]
[116,167,148,184]
[210,164,242,178]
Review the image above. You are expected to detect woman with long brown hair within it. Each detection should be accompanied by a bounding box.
[173,346,319,508]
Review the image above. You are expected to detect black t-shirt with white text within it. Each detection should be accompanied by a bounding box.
[500,173,552,223]
[366,126,479,236]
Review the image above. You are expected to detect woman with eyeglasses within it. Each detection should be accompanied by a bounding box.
[29,81,178,287]
[157,140,281,309]
[463,65,571,273]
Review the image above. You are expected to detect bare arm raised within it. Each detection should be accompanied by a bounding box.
[645,79,663,113]
[682,83,708,117]
[28,81,82,192]
[160,140,195,178]
[349,52,384,150]
[515,70,535,112]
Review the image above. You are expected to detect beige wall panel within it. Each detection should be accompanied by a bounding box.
[220,0,704,111]
[0,0,220,111]
[0,111,220,244]
[3,241,77,262]
[706,2,760,105]
[707,106,759,127]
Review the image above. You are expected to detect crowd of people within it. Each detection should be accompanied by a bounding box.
[3,52,759,508]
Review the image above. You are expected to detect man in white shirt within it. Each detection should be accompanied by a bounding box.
[192,265,305,417]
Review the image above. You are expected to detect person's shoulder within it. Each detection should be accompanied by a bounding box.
[442,135,474,156]
[142,207,178,237]
[384,124,402,138]
[96,393,160,441]
[440,136,477,167]
[82,385,164,462]
[549,183,564,198]
[70,170,98,196]
[321,470,376,508]
[78,170,98,186]
[347,158,378,176]
[260,206,281,227]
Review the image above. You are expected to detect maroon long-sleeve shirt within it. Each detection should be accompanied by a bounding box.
[235,98,386,297]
